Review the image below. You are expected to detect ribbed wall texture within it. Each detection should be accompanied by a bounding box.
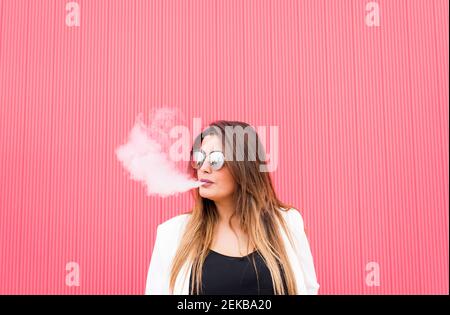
[0,0,448,294]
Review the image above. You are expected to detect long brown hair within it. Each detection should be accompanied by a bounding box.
[169,120,298,294]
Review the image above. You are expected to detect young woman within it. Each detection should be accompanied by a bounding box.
[145,120,320,295]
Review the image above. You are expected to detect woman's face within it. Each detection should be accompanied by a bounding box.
[197,135,236,202]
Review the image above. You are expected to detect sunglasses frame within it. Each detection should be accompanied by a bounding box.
[191,149,226,171]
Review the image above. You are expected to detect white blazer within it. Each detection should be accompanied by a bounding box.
[145,207,320,295]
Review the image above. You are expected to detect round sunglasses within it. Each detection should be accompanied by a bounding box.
[191,149,225,171]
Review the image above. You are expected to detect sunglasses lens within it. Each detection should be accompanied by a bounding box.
[191,151,206,169]
[209,151,225,171]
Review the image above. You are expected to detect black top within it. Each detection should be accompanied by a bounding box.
[189,249,287,295]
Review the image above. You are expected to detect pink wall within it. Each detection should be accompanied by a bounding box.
[0,0,448,294]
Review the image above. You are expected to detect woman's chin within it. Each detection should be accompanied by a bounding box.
[199,188,217,199]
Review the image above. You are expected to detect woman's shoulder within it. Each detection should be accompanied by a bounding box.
[278,207,307,232]
[157,212,192,234]
[278,207,303,220]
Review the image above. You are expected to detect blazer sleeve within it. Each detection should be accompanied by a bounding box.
[289,209,320,295]
[145,224,170,294]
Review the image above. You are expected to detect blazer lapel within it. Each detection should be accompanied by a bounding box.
[278,217,308,294]
[173,259,192,295]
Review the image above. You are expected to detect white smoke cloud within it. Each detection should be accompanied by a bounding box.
[115,108,203,198]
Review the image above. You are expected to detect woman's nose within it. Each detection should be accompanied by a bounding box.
[199,159,211,173]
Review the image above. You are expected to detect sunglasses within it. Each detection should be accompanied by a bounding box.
[191,149,225,171]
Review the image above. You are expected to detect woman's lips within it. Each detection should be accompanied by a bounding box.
[199,179,214,187]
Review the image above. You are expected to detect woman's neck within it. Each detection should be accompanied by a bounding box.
[214,197,236,224]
